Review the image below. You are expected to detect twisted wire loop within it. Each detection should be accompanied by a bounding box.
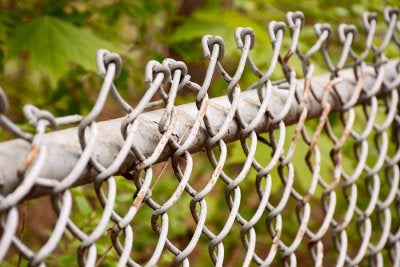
[0,6,400,267]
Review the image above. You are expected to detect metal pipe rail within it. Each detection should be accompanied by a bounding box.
[0,61,398,198]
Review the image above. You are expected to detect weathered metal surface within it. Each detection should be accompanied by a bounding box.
[0,62,397,198]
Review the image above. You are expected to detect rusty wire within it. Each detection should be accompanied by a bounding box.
[1,6,400,267]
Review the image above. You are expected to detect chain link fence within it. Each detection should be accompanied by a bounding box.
[1,6,400,266]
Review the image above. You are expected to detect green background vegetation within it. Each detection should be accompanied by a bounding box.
[0,0,398,266]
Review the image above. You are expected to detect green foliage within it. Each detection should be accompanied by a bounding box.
[7,16,117,84]
[0,0,177,121]
[171,8,273,68]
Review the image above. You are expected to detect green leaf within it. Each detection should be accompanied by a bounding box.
[171,9,270,50]
[7,16,117,84]
[0,22,6,42]
[170,19,226,43]
[194,9,269,44]
[170,8,276,68]
[72,188,92,216]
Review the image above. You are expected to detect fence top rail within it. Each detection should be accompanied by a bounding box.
[0,60,399,199]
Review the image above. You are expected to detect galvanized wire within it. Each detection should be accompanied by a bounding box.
[0,6,400,267]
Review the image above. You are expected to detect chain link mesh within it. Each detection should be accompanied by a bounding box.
[1,6,400,266]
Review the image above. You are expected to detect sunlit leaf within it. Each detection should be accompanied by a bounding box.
[173,9,269,43]
[7,16,117,84]
[171,9,271,56]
